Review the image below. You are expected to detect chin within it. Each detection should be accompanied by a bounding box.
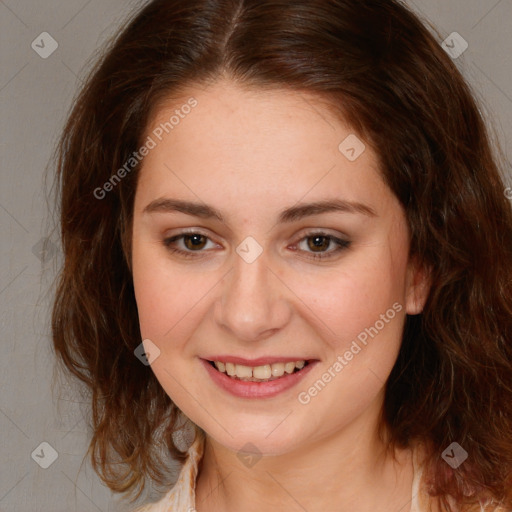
[202,420,305,457]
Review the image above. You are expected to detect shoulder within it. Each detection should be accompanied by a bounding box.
[411,442,510,512]
[130,500,174,512]
[130,428,205,512]
[450,502,511,512]
[478,501,511,512]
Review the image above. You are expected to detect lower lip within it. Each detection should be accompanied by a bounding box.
[201,359,318,399]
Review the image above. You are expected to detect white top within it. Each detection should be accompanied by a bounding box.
[133,430,508,512]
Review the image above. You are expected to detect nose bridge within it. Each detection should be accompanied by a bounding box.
[215,245,290,341]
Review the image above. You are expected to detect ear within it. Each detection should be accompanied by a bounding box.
[405,256,431,315]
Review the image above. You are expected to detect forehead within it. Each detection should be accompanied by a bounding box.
[146,80,357,154]
[136,79,387,213]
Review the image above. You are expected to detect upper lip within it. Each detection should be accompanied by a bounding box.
[204,356,316,366]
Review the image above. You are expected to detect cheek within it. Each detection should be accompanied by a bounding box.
[132,243,219,357]
[132,241,186,340]
[291,251,406,351]
[132,248,165,338]
[292,257,407,425]
[134,270,198,343]
[132,253,206,404]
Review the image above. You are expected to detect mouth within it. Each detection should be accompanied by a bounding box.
[208,359,310,383]
[201,356,319,398]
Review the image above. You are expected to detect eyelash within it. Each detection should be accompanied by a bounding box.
[162,230,351,261]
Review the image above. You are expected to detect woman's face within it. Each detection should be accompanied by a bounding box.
[131,80,428,455]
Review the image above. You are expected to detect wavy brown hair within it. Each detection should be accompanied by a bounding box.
[51,0,512,508]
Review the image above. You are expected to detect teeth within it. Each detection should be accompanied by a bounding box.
[284,362,296,374]
[253,364,271,379]
[213,360,307,381]
[271,362,285,376]
[225,362,236,376]
[235,364,253,378]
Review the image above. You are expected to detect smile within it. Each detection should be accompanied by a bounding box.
[211,360,307,382]
[202,358,317,399]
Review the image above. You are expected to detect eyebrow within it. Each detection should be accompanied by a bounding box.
[143,198,377,222]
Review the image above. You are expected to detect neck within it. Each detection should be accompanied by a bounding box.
[194,402,416,512]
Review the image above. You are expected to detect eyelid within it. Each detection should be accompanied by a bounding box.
[163,228,221,250]
[162,227,351,261]
[290,230,350,258]
[292,227,349,243]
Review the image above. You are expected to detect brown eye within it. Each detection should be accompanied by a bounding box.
[183,234,208,250]
[163,232,216,259]
[296,232,351,261]
[307,235,331,252]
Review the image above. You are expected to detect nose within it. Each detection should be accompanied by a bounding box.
[214,248,292,343]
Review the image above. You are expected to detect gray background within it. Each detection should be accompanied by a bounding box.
[1,1,511,511]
